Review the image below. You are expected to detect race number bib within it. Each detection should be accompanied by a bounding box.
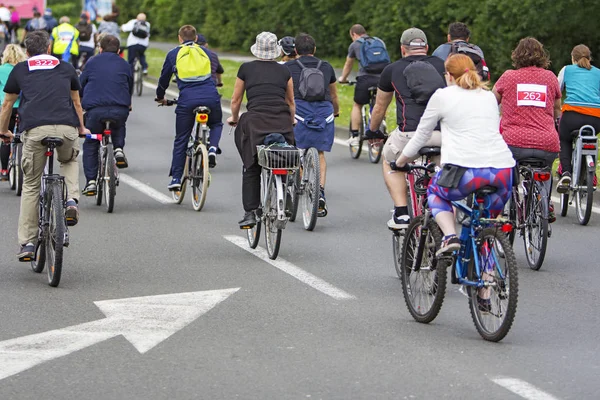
[517,84,547,108]
[27,55,60,71]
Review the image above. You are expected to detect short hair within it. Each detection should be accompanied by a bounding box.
[24,30,50,57]
[295,33,316,56]
[350,24,366,36]
[59,16,70,24]
[100,34,120,53]
[448,22,470,40]
[33,11,41,17]
[511,37,550,69]
[178,25,197,42]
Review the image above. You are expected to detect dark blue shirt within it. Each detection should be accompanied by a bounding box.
[80,52,133,110]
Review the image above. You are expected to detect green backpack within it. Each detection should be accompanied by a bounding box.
[175,43,211,82]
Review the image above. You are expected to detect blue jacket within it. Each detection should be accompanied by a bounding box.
[156,41,219,105]
[80,52,133,110]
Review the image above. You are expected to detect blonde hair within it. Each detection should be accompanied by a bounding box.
[445,54,488,90]
[572,44,592,70]
[2,44,27,66]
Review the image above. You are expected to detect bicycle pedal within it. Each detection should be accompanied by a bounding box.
[19,256,33,262]
[239,224,254,230]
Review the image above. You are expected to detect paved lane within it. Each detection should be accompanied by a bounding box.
[0,87,597,399]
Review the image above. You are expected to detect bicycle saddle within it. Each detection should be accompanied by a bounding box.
[474,185,497,197]
[518,158,546,168]
[41,137,64,147]
[367,86,378,92]
[194,106,211,115]
[571,126,596,137]
[101,118,117,125]
[418,146,441,156]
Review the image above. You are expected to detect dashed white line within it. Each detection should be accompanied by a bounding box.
[491,377,560,400]
[119,173,174,204]
[224,235,355,301]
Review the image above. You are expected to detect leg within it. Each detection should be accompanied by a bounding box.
[139,46,148,71]
[108,107,129,150]
[82,137,100,183]
[350,102,362,132]
[171,108,195,180]
[127,45,138,72]
[242,161,261,211]
[558,112,577,174]
[318,151,326,188]
[54,125,81,203]
[207,102,223,150]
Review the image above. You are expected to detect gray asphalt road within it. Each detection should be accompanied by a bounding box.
[0,86,598,400]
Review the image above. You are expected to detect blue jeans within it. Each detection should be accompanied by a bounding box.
[83,106,129,182]
[128,44,148,71]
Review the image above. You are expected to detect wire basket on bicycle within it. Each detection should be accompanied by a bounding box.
[257,144,301,171]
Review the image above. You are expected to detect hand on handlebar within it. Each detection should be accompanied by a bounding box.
[226,116,238,127]
[389,161,411,172]
[155,98,168,106]
[0,130,13,143]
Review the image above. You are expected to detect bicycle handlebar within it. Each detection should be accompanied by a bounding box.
[157,98,178,106]
[390,161,436,173]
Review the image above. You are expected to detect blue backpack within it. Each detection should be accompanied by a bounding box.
[357,36,390,74]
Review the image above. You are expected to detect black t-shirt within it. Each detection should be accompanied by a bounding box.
[4,58,81,132]
[378,55,446,131]
[237,60,290,110]
[285,55,337,102]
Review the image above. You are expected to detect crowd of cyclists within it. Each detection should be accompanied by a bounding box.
[0,14,599,267]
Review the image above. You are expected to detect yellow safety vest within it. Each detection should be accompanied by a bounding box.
[51,23,80,56]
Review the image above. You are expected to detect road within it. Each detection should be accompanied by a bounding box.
[0,85,598,400]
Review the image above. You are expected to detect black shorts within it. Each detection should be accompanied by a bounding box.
[353,75,380,105]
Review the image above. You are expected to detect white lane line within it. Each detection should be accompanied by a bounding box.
[551,195,600,215]
[224,235,356,300]
[491,377,560,400]
[119,173,174,204]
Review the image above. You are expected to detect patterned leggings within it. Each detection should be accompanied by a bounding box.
[427,167,513,217]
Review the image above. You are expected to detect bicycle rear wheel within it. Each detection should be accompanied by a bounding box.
[508,192,517,246]
[467,228,518,342]
[264,176,282,260]
[367,139,385,164]
[191,144,209,211]
[135,61,143,96]
[15,143,23,196]
[95,149,104,206]
[246,210,262,249]
[560,192,569,217]
[301,148,320,231]
[523,184,548,271]
[575,164,594,225]
[47,184,66,287]
[392,232,402,279]
[104,144,116,213]
[172,157,189,204]
[287,170,300,222]
[348,119,363,159]
[400,216,447,323]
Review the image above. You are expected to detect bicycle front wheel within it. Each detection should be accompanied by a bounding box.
[348,119,363,159]
[47,184,66,287]
[367,139,385,164]
[264,176,282,260]
[191,144,209,211]
[301,148,320,231]
[400,216,447,323]
[135,62,143,96]
[467,228,518,342]
[172,157,189,204]
[246,211,262,249]
[575,164,594,225]
[96,149,104,206]
[104,144,116,213]
[287,170,300,222]
[30,238,46,273]
[15,143,23,196]
[523,185,548,271]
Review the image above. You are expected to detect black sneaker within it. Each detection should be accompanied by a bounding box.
[208,147,217,168]
[114,148,128,169]
[239,211,257,229]
[387,212,410,230]
[318,187,328,217]
[436,234,461,257]
[17,242,35,262]
[556,172,571,194]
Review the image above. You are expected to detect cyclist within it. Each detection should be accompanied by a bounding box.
[556,44,600,192]
[80,34,133,195]
[156,24,223,189]
[21,10,47,42]
[121,13,150,75]
[492,37,561,222]
[338,24,390,143]
[393,54,515,255]
[227,31,295,228]
[75,13,97,70]
[285,33,339,216]
[196,34,224,86]
[0,44,27,180]
[50,16,79,66]
[367,27,445,229]
[0,31,89,261]
[278,36,297,63]
[42,8,57,33]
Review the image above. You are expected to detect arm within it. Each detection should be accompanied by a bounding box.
[369,89,393,131]
[120,19,134,33]
[329,83,340,115]
[229,77,245,122]
[492,86,502,103]
[156,53,174,100]
[79,67,88,100]
[285,78,295,124]
[557,66,566,92]
[0,93,18,135]
[554,98,562,119]
[70,90,87,135]
[339,56,354,82]
[397,92,443,164]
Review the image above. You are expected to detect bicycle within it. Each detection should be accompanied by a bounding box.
[244,143,301,260]
[346,82,387,163]
[287,147,321,230]
[88,119,120,213]
[133,56,143,97]
[507,158,551,271]
[7,114,23,196]
[559,125,597,225]
[162,99,211,211]
[399,165,518,342]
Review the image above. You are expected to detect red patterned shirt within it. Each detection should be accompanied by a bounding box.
[495,67,561,152]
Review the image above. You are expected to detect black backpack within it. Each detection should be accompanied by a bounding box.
[296,59,326,102]
[132,20,150,39]
[450,41,490,81]
[76,22,93,42]
[403,60,445,104]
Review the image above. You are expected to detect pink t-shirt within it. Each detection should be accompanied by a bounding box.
[495,67,561,152]
[10,12,19,24]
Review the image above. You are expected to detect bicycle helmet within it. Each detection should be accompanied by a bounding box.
[278,36,296,56]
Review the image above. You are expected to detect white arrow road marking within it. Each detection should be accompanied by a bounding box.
[0,288,239,381]
[224,235,355,300]
[119,173,174,204]
[491,377,560,400]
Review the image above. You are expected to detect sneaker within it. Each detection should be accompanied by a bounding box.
[82,180,97,196]
[239,211,257,229]
[143,69,148,75]
[0,169,7,181]
[477,296,492,313]
[548,203,556,223]
[65,199,79,226]
[208,147,217,168]
[436,234,461,257]
[387,212,410,230]
[114,148,128,169]
[318,187,328,217]
[17,242,35,262]
[347,136,359,147]
[556,172,571,194]
[168,178,182,191]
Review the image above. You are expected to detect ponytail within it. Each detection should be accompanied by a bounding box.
[445,54,489,91]
[576,57,592,70]
[572,44,593,71]
[455,69,485,90]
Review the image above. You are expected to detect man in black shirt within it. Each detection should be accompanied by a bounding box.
[0,30,89,261]
[367,27,445,230]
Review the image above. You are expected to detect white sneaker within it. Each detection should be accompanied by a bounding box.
[347,136,359,147]
[387,214,410,230]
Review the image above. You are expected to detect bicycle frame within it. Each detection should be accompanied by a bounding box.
[38,144,67,235]
[571,125,597,190]
[261,169,288,227]
[512,165,550,228]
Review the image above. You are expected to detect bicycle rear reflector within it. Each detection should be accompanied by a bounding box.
[501,223,513,233]
[272,169,288,175]
[196,114,209,123]
[583,144,597,150]
[533,171,551,181]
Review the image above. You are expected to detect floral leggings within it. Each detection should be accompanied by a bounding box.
[427,167,513,217]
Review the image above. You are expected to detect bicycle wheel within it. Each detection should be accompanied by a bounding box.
[264,176,282,260]
[400,216,447,323]
[523,184,548,271]
[560,192,569,217]
[104,144,117,213]
[392,232,402,279]
[47,184,65,287]
[15,143,23,196]
[191,144,209,211]
[30,238,46,273]
[348,119,363,159]
[300,148,320,231]
[575,164,594,225]
[287,170,300,222]
[172,157,189,204]
[508,193,517,246]
[135,61,143,96]
[246,210,262,249]
[95,148,104,206]
[467,228,518,342]
[367,139,384,164]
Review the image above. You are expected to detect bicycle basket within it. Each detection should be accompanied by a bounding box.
[257,144,301,170]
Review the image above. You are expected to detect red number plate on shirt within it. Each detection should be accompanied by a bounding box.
[516,84,547,108]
